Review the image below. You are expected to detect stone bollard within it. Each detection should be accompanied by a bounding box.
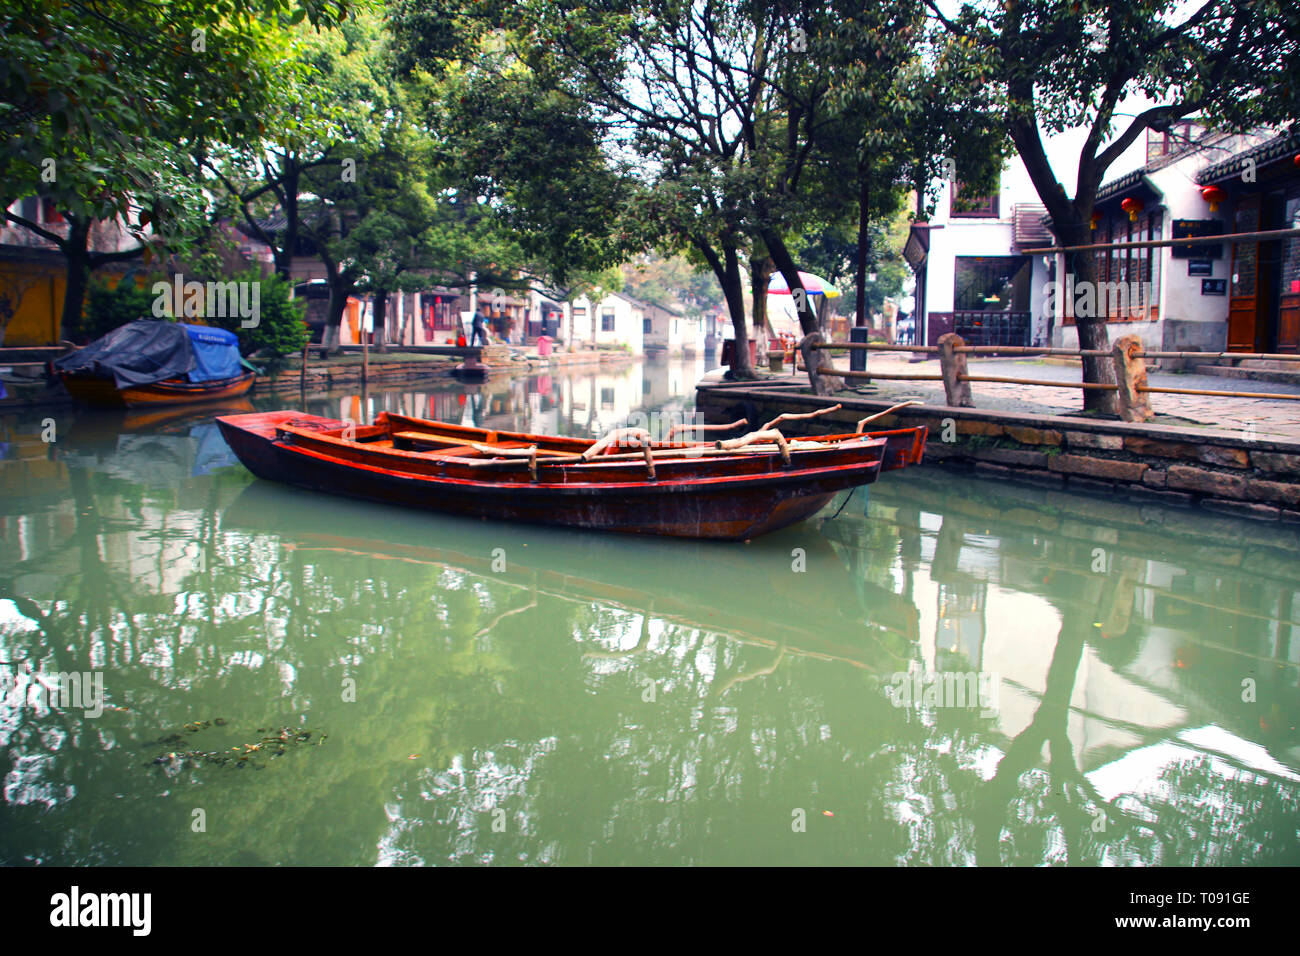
[937,333,973,407]
[1112,334,1154,422]
[798,330,840,396]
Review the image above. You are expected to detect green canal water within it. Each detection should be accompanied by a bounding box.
[1,357,1298,865]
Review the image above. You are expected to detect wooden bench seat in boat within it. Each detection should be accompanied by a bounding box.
[394,431,578,458]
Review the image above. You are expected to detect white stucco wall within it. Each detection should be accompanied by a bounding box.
[570,294,644,353]
[920,164,1053,345]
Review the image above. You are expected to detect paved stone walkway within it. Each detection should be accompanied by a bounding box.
[836,353,1300,442]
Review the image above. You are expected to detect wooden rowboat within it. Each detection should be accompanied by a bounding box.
[54,320,256,408]
[58,369,256,408]
[216,404,926,540]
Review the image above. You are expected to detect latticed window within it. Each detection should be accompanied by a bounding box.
[1075,210,1161,323]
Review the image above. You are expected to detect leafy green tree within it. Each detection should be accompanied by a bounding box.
[480,0,785,378]
[431,55,635,288]
[622,253,720,312]
[204,269,310,360]
[929,0,1300,412]
[198,15,373,281]
[1,1,332,337]
[800,0,1006,331]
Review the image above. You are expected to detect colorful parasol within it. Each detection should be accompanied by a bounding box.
[767,271,841,298]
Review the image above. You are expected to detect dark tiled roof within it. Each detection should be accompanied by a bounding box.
[1095,169,1146,203]
[1196,129,1300,184]
[1095,129,1237,202]
[233,202,329,241]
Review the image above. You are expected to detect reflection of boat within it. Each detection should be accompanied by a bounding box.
[113,398,257,434]
[54,320,255,408]
[216,409,926,540]
[220,481,920,670]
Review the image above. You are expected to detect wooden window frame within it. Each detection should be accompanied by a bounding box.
[1064,210,1162,325]
[949,181,1000,219]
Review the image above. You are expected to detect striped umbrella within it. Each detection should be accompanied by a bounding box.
[767,271,841,298]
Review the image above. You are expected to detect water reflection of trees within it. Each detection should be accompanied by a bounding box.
[1,417,1298,865]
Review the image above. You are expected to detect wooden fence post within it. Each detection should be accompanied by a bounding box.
[937,333,973,407]
[1112,334,1154,422]
[798,330,839,396]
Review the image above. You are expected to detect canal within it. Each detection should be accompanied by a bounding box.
[1,356,1298,865]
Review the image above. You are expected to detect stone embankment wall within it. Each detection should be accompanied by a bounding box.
[697,384,1300,522]
[262,358,460,393]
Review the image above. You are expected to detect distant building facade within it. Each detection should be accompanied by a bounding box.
[904,173,1054,349]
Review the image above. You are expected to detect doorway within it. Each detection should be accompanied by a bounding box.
[1230,191,1300,353]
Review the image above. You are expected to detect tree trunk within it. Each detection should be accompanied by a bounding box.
[1058,221,1118,415]
[323,278,351,356]
[400,294,414,347]
[722,246,755,379]
[61,250,91,342]
[749,255,773,362]
[1009,113,1118,415]
[275,167,300,281]
[317,241,356,356]
[58,217,93,340]
[816,292,833,333]
[762,228,835,395]
[373,291,388,353]
[694,237,755,379]
[855,168,871,329]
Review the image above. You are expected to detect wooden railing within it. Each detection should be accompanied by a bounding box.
[781,333,1300,423]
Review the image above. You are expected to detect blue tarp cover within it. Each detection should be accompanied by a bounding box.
[54,320,243,388]
[183,324,241,382]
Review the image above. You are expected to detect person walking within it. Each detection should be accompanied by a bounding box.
[470,309,490,347]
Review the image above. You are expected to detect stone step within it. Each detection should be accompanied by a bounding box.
[1236,359,1300,371]
[1192,364,1300,385]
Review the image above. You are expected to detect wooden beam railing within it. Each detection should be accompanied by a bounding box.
[795,333,1300,422]
[1021,226,1300,256]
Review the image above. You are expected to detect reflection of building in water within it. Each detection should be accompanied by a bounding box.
[871,472,1300,781]
[928,514,989,673]
[301,360,723,442]
[936,584,985,673]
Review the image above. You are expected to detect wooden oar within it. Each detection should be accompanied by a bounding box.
[467,442,570,458]
[664,418,748,440]
[581,427,652,460]
[445,435,878,470]
[714,428,791,464]
[761,403,842,431]
[854,400,922,432]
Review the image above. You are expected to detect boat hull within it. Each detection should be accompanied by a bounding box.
[217,411,915,540]
[59,370,256,408]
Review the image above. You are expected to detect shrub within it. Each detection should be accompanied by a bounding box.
[203,270,309,362]
[80,276,157,341]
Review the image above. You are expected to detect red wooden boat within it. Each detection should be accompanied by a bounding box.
[216,405,926,540]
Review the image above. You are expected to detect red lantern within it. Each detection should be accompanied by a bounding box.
[1293,153,1300,167]
[1120,196,1143,222]
[1200,184,1226,212]
[1090,211,1102,231]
